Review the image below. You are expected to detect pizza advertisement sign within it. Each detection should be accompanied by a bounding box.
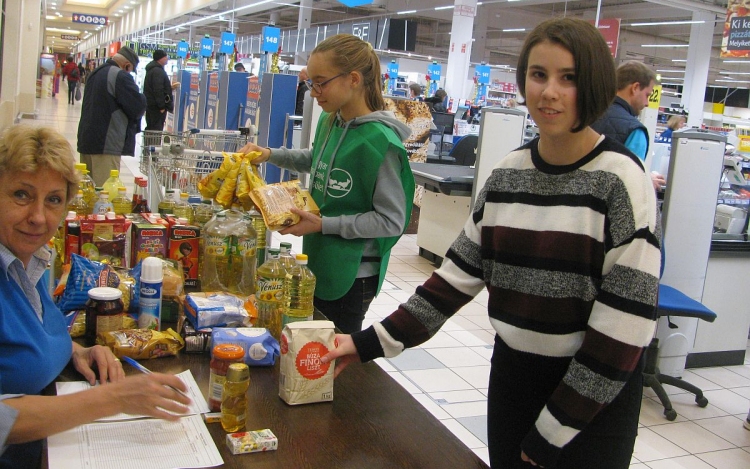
[722,0,750,58]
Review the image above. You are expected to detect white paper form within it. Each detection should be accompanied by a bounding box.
[47,414,223,469]
[55,370,210,421]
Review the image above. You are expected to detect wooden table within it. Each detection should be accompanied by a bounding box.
[47,351,490,468]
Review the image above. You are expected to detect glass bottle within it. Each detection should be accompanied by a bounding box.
[220,363,250,432]
[132,177,151,213]
[93,190,114,215]
[282,254,316,327]
[173,192,195,224]
[255,248,285,340]
[112,187,131,215]
[102,169,124,200]
[67,190,89,216]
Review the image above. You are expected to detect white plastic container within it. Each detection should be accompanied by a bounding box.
[138,257,163,330]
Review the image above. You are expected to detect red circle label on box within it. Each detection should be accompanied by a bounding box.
[295,341,330,379]
[280,334,288,355]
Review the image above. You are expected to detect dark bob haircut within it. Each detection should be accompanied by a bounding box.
[516,17,616,133]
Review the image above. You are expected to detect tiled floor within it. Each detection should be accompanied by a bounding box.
[22,95,750,469]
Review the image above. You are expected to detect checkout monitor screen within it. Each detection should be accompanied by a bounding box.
[432,111,455,135]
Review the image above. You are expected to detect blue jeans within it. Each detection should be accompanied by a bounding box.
[313,275,378,333]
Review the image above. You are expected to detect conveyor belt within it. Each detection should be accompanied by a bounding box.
[410,162,474,196]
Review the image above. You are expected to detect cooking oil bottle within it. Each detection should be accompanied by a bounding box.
[255,248,284,339]
[201,212,230,291]
[173,192,195,224]
[220,363,250,432]
[282,254,316,327]
[158,189,177,216]
[102,170,124,199]
[227,210,257,296]
[112,187,131,215]
[75,163,96,214]
[278,242,295,273]
[67,190,89,216]
[194,200,215,228]
[248,205,267,267]
[93,190,114,215]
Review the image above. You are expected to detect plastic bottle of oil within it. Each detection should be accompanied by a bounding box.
[248,205,267,267]
[93,190,114,215]
[158,189,177,216]
[227,210,256,296]
[75,163,96,214]
[67,190,89,216]
[201,212,230,291]
[278,242,295,273]
[282,254,316,327]
[194,200,214,228]
[220,363,250,432]
[112,187,131,215]
[102,170,124,200]
[255,248,284,339]
[173,192,195,224]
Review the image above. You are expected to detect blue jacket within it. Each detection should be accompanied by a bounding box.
[77,59,146,156]
[591,96,649,158]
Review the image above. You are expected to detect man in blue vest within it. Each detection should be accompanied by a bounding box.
[592,61,665,190]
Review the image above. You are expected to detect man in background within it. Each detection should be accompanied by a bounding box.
[295,67,309,118]
[77,46,146,186]
[234,63,247,72]
[591,61,665,190]
[144,49,179,131]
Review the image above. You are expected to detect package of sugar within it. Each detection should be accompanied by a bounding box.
[278,320,335,405]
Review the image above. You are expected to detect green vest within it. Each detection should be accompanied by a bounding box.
[304,113,415,300]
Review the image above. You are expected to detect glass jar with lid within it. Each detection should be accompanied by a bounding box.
[208,344,245,411]
[84,287,125,346]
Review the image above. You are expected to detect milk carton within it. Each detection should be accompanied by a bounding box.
[279,320,335,405]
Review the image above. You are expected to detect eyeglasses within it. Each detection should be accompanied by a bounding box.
[304,73,347,94]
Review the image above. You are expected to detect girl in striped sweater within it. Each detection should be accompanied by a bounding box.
[323,18,661,469]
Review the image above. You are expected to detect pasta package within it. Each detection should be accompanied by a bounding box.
[198,152,239,200]
[97,328,184,359]
[249,180,320,231]
[238,157,266,210]
[215,157,243,208]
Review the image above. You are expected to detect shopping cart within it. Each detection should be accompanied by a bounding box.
[140,128,250,210]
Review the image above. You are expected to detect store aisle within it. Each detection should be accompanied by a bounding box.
[20,96,750,468]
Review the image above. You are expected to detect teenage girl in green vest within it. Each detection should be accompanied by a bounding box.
[239,34,415,333]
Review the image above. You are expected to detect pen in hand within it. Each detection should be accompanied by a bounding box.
[120,356,191,399]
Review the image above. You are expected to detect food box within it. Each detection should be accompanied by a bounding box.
[225,429,278,455]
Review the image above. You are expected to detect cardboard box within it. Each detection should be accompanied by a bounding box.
[225,429,278,455]
[279,320,335,405]
[131,223,167,266]
[168,224,200,290]
[79,217,131,268]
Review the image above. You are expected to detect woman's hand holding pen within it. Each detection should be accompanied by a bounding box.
[103,373,191,421]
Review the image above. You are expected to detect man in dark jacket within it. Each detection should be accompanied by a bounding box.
[77,45,146,186]
[143,49,177,131]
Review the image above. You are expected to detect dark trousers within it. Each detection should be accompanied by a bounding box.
[145,107,167,131]
[487,336,643,469]
[67,80,77,104]
[313,275,378,333]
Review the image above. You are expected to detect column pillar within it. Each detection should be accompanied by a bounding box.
[470,7,488,64]
[296,0,312,65]
[18,0,42,115]
[0,0,22,128]
[682,11,714,129]
[444,0,477,100]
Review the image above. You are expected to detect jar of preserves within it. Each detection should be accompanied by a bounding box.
[85,287,126,346]
[208,344,245,412]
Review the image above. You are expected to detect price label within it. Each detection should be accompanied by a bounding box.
[648,85,662,109]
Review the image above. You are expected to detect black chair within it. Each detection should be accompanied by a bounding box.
[643,247,717,421]
[450,135,479,166]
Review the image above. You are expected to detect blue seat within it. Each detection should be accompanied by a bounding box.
[643,248,718,421]
[449,135,478,166]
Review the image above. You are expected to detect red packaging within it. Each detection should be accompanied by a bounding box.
[131,223,168,266]
[79,217,131,268]
[169,224,200,290]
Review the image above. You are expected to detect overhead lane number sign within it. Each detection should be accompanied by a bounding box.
[336,0,374,6]
[262,26,280,53]
[200,36,214,57]
[220,32,236,54]
[72,13,107,25]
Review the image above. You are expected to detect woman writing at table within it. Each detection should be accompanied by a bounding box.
[0,125,190,468]
[323,18,660,469]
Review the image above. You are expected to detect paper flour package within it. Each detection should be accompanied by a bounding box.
[279,320,335,405]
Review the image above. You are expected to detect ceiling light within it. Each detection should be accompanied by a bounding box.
[435,5,453,10]
[50,6,56,9]
[717,79,750,83]
[723,60,750,63]
[114,13,120,16]
[628,20,705,27]
[46,15,56,20]
[502,28,525,32]
[641,44,689,47]
[721,71,750,75]
[47,27,81,34]
[656,69,685,73]
[672,59,687,62]
[397,10,416,14]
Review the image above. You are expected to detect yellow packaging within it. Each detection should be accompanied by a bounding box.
[225,429,278,454]
[97,328,184,359]
[198,152,239,200]
[249,180,320,231]
[215,157,243,208]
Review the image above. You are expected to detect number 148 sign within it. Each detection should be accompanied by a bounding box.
[262,26,281,53]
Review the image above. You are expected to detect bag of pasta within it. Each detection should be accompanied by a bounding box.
[97,328,184,359]
[249,180,320,231]
[198,152,240,200]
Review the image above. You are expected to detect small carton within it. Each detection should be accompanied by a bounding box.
[279,320,335,405]
[131,223,167,266]
[225,429,278,455]
[168,224,200,290]
[79,216,131,268]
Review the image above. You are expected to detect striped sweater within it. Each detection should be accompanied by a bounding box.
[351,136,661,467]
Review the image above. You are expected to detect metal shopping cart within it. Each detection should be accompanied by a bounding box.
[140,128,250,210]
